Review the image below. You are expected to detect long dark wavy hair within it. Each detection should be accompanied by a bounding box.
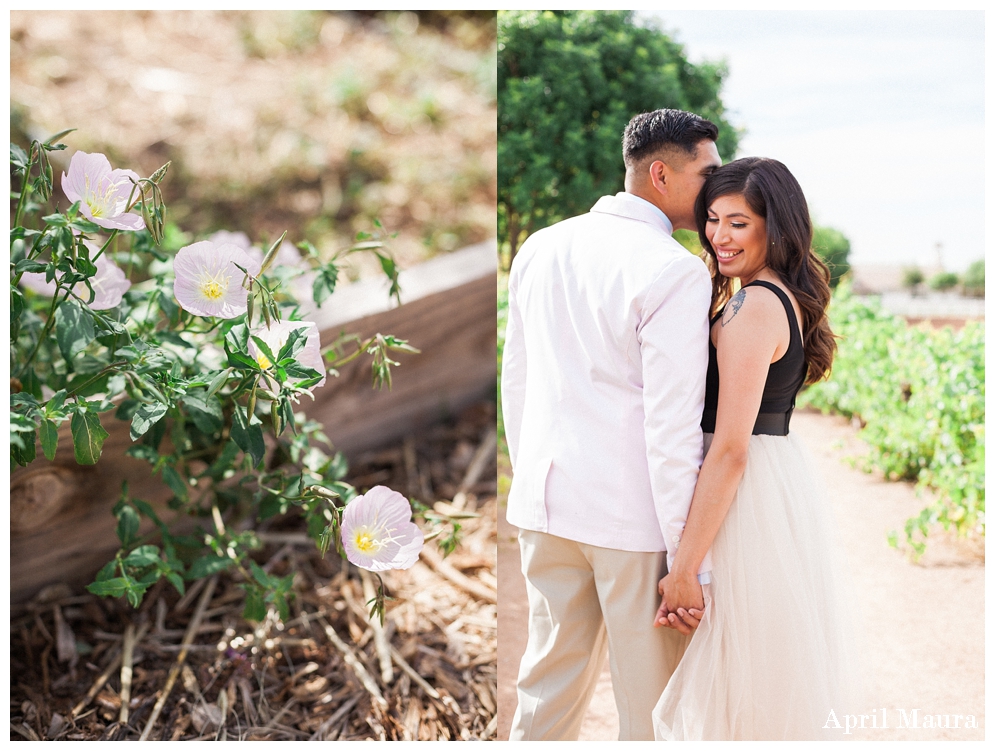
[695,157,836,384]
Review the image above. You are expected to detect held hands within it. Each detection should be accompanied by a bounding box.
[654,570,705,635]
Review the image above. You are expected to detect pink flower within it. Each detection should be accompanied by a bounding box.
[247,319,326,388]
[20,240,131,310]
[61,151,145,232]
[341,486,424,572]
[208,230,254,252]
[172,240,261,318]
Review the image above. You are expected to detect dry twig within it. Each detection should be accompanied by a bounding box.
[317,616,387,709]
[139,575,218,741]
[419,546,497,604]
[118,623,136,724]
[70,622,150,719]
[360,570,394,684]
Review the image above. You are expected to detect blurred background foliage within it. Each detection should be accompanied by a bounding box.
[498,10,739,268]
[10,10,496,278]
[496,10,849,278]
[800,284,985,552]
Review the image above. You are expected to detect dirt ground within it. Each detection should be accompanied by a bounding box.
[11,402,497,741]
[496,408,985,741]
[10,10,496,271]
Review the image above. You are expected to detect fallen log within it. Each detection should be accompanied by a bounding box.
[9,241,497,605]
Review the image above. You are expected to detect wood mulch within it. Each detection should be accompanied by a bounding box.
[10,401,497,741]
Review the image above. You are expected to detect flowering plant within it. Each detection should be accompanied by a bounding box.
[10,131,439,623]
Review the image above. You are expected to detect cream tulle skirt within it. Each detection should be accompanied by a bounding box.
[653,432,864,741]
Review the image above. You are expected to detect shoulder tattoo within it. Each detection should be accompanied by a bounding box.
[720,289,746,327]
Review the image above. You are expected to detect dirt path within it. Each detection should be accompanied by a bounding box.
[496,409,984,740]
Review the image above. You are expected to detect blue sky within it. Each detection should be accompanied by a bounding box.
[642,10,984,271]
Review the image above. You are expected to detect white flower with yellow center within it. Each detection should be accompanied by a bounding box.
[172,240,261,318]
[61,151,145,232]
[247,319,327,388]
[341,486,424,572]
[20,239,131,310]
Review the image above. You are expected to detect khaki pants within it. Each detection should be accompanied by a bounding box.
[510,530,689,741]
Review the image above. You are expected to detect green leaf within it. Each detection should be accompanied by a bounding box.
[11,430,37,466]
[259,494,287,520]
[43,128,76,147]
[125,444,158,463]
[124,545,161,568]
[42,211,70,227]
[11,285,24,329]
[225,322,249,353]
[231,407,265,467]
[10,142,30,170]
[205,369,231,399]
[283,363,321,381]
[115,504,141,547]
[228,351,260,371]
[130,402,168,441]
[250,336,277,368]
[14,259,48,274]
[55,298,96,361]
[161,464,189,501]
[92,315,127,335]
[273,592,291,622]
[71,410,109,465]
[125,579,152,609]
[328,451,349,481]
[94,559,117,582]
[276,327,308,362]
[166,572,186,596]
[242,586,267,622]
[133,498,167,531]
[45,389,68,416]
[39,419,59,461]
[86,578,130,599]
[186,554,234,580]
[183,391,224,434]
[249,560,277,589]
[313,264,339,306]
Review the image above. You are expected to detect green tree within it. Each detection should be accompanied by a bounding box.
[498,10,739,268]
[929,271,960,292]
[962,259,984,297]
[902,266,925,294]
[811,224,851,288]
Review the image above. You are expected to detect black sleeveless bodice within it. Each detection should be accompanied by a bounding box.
[701,280,806,436]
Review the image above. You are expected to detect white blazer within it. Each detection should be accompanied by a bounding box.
[503,193,713,575]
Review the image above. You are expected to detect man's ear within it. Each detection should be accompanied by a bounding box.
[648,159,670,197]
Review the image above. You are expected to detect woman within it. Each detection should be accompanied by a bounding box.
[651,157,862,740]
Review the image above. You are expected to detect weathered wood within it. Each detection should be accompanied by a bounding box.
[9,241,497,604]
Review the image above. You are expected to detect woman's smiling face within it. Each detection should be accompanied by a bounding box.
[705,193,768,284]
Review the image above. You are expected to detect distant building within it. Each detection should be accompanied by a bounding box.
[848,264,984,327]
[850,263,943,295]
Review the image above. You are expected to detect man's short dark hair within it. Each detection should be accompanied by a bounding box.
[622,109,719,169]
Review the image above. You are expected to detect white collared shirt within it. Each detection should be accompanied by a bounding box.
[503,193,713,577]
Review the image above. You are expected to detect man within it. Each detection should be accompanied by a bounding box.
[502,108,722,741]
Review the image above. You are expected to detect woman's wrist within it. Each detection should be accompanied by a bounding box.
[669,557,701,580]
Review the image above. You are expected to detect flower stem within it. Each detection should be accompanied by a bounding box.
[19,286,71,377]
[92,229,120,263]
[322,335,377,369]
[65,360,129,399]
[12,149,36,229]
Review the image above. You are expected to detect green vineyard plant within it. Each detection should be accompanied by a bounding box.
[800,282,985,555]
